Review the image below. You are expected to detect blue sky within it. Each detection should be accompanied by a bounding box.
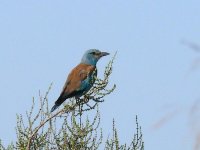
[0,0,200,149]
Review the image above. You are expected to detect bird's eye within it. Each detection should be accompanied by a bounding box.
[90,52,96,55]
[90,51,101,56]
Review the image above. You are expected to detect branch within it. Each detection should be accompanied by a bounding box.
[26,103,78,150]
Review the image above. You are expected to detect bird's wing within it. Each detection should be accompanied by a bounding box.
[55,64,96,105]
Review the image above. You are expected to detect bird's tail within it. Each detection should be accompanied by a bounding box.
[50,104,59,112]
[50,95,65,112]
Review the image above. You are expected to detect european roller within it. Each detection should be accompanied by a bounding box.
[51,49,109,112]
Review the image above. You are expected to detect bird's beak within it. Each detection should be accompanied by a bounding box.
[100,52,110,57]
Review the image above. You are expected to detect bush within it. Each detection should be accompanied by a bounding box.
[0,54,144,150]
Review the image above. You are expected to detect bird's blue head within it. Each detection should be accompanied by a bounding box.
[81,49,109,66]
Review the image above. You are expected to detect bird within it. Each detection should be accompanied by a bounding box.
[50,49,109,112]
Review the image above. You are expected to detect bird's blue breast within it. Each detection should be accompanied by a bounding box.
[76,70,97,97]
